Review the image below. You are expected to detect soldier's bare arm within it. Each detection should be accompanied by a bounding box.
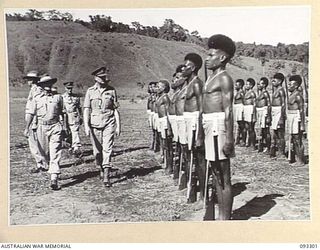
[297,95,305,131]
[265,91,271,124]
[83,91,91,136]
[221,75,234,156]
[193,81,204,147]
[280,89,286,123]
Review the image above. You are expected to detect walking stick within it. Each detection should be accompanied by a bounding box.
[203,160,210,209]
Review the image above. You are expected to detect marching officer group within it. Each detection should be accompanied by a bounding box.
[24,67,120,190]
[147,34,307,220]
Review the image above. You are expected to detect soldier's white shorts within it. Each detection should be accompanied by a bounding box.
[256,106,268,129]
[184,111,199,150]
[168,115,178,142]
[287,110,300,134]
[271,106,282,130]
[243,105,254,123]
[153,113,160,132]
[202,112,229,162]
[233,103,244,122]
[147,110,153,128]
[158,116,168,139]
[176,115,187,145]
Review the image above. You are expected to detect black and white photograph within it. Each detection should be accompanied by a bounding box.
[6,6,310,225]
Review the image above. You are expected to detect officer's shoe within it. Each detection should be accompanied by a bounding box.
[50,174,60,190]
[103,168,112,188]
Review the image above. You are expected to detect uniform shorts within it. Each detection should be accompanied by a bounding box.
[168,115,178,142]
[184,111,199,150]
[243,105,254,123]
[271,106,282,130]
[158,116,168,139]
[176,115,187,145]
[233,103,244,122]
[256,106,268,129]
[287,110,300,134]
[202,112,230,162]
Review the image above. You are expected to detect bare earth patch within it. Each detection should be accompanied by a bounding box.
[9,98,310,225]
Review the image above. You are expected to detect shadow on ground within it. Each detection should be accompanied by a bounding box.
[231,194,284,220]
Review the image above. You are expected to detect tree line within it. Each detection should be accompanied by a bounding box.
[6,9,309,63]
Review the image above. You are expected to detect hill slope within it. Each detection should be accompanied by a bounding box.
[6,21,307,97]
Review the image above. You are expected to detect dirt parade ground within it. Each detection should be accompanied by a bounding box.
[9,95,310,225]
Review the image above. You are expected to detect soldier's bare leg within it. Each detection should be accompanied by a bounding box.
[211,159,233,220]
[195,148,206,200]
[270,129,277,157]
[244,122,250,146]
[178,144,188,190]
[264,128,271,152]
[173,142,180,182]
[278,127,286,156]
[292,133,305,164]
[250,122,257,149]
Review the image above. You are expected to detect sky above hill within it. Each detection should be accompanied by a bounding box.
[6,6,310,46]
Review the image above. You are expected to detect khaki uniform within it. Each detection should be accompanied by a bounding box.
[84,85,118,168]
[62,92,82,149]
[28,92,64,174]
[25,85,46,168]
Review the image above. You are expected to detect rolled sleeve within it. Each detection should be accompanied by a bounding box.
[83,90,91,109]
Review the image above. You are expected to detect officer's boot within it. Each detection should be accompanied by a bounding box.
[50,173,60,191]
[103,167,112,188]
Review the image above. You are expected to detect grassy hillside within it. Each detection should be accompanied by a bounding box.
[6,21,307,97]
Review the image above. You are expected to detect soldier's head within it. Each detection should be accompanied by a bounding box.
[246,78,255,90]
[258,77,269,90]
[182,53,203,78]
[92,66,110,87]
[288,75,302,92]
[157,79,170,94]
[235,79,244,90]
[172,64,186,89]
[272,73,285,87]
[38,75,57,94]
[63,81,74,94]
[148,81,157,94]
[23,71,40,87]
[206,34,236,71]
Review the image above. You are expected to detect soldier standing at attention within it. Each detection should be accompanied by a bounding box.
[182,53,205,203]
[286,75,305,165]
[243,78,257,149]
[270,73,286,157]
[233,79,245,146]
[23,71,47,173]
[155,80,172,173]
[169,65,185,182]
[147,82,157,150]
[255,77,271,152]
[83,67,121,188]
[202,34,236,220]
[62,81,83,155]
[25,76,64,190]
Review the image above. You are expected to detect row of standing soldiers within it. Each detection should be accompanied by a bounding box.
[147,34,307,220]
[234,74,307,165]
[148,34,237,220]
[24,67,120,190]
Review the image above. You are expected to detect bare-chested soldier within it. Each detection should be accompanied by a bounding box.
[168,65,185,182]
[202,34,236,220]
[156,80,172,173]
[270,73,286,157]
[286,75,305,165]
[182,53,205,203]
[243,78,257,149]
[256,77,271,152]
[233,79,245,146]
[147,81,158,150]
[152,84,161,153]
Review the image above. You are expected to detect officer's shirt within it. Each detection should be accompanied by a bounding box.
[62,92,81,125]
[29,92,63,122]
[26,85,43,129]
[83,84,119,128]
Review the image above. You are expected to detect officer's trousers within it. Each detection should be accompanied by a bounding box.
[37,122,63,174]
[28,128,46,168]
[90,116,116,168]
[69,124,81,149]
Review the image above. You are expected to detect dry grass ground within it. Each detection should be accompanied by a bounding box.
[9,90,309,225]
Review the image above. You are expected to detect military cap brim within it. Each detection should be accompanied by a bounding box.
[23,71,40,80]
[38,76,57,85]
[92,66,107,77]
[63,81,74,88]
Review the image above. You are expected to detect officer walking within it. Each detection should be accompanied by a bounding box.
[62,81,82,155]
[25,75,64,190]
[83,67,121,188]
[23,71,47,173]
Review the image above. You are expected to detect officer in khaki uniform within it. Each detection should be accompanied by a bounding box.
[23,71,47,172]
[83,67,121,187]
[62,81,82,154]
[25,76,64,190]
